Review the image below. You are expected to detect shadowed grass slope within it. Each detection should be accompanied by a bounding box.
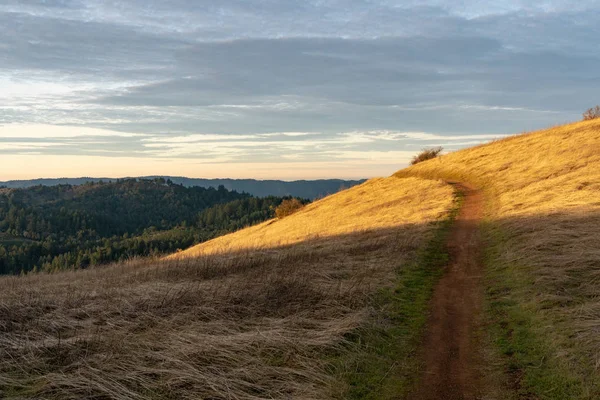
[0,176,454,399]
[396,118,600,399]
[339,187,464,399]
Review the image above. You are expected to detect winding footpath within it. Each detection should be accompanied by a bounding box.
[412,183,485,400]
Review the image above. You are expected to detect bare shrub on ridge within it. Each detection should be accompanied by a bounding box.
[411,147,443,165]
[583,105,600,120]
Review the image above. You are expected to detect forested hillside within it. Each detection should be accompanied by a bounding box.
[0,178,300,274]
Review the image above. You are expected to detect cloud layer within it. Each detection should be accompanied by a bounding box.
[0,1,598,178]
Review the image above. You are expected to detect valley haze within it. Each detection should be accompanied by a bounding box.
[0,177,365,199]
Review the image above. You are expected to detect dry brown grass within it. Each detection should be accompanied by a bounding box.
[396,118,600,396]
[0,176,453,399]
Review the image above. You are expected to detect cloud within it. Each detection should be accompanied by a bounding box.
[0,123,536,163]
[85,33,597,134]
[0,122,506,163]
[340,130,510,142]
[142,134,259,143]
[0,142,65,150]
[132,129,508,161]
[93,36,503,108]
[0,10,185,77]
[0,124,148,139]
[325,150,417,163]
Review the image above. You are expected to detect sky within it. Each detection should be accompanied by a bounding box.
[1,1,599,180]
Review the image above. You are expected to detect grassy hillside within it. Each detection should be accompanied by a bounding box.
[0,176,454,399]
[396,118,600,398]
[173,177,451,257]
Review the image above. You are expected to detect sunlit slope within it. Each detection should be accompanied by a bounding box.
[396,119,600,216]
[173,176,453,257]
[397,119,600,397]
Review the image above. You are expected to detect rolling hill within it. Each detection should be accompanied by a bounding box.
[1,119,599,399]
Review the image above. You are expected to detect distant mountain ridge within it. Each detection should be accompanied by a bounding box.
[0,177,365,199]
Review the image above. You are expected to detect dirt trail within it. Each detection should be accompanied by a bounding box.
[411,183,485,400]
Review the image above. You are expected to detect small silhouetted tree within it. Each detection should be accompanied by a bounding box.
[583,106,600,121]
[410,147,443,165]
[275,198,304,219]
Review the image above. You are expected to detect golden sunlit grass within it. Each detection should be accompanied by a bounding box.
[173,177,451,257]
[0,176,454,399]
[397,118,600,216]
[397,118,600,398]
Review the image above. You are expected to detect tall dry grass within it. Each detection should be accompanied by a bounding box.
[0,176,453,399]
[397,118,600,396]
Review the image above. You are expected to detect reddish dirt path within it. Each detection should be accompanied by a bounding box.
[411,183,485,400]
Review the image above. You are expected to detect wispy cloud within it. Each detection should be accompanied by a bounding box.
[142,134,259,143]
[0,142,66,150]
[135,130,509,161]
[0,124,148,139]
[340,130,510,142]
[325,150,417,163]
